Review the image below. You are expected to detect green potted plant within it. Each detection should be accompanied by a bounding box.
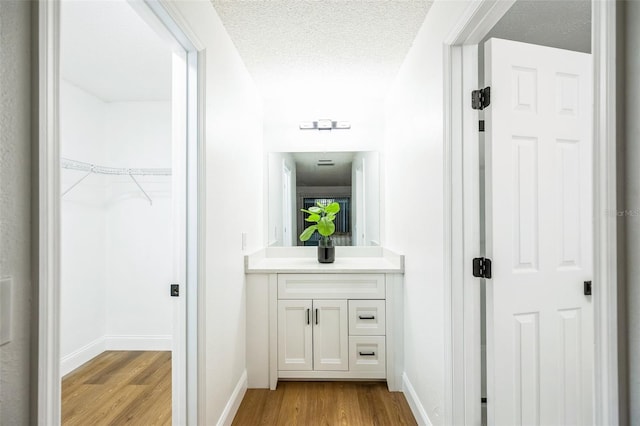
[299,201,340,263]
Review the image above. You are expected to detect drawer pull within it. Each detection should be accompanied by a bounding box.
[359,351,376,356]
[358,315,375,320]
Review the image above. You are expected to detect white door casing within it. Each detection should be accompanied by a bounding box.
[37,0,202,423]
[484,38,593,425]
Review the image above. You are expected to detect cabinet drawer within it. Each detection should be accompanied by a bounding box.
[278,274,385,299]
[349,336,386,373]
[349,300,386,336]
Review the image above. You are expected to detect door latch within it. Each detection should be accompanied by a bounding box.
[170,284,179,297]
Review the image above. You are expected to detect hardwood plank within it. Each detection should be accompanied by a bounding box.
[84,351,143,384]
[62,351,171,426]
[232,381,417,426]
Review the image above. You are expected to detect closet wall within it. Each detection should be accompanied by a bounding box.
[60,79,173,375]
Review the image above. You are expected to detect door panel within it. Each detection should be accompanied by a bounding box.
[484,38,593,426]
[313,300,348,371]
[278,300,312,371]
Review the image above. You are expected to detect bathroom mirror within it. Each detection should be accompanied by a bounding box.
[267,151,380,247]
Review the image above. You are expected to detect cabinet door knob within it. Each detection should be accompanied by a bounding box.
[315,308,319,325]
[306,309,310,325]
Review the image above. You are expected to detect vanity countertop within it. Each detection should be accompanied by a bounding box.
[245,246,404,274]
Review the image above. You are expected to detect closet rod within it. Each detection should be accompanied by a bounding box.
[61,158,171,205]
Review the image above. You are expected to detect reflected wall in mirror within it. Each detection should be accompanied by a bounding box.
[268,151,380,247]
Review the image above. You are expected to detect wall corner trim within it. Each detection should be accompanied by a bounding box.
[60,337,106,377]
[402,373,433,426]
[216,370,248,426]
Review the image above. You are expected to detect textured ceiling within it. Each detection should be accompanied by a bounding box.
[484,0,591,53]
[211,0,432,100]
[61,1,172,102]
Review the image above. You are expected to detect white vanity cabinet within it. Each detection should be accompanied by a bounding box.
[245,247,404,391]
[277,273,387,381]
[278,299,349,371]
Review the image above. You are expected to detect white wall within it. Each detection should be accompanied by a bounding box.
[60,81,108,372]
[0,1,32,423]
[170,2,264,424]
[264,98,384,152]
[103,102,173,346]
[383,1,470,424]
[60,80,173,373]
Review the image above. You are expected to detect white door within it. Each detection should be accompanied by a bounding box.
[278,300,313,370]
[484,38,593,425]
[313,300,349,371]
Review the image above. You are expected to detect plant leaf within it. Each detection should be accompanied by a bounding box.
[317,216,335,236]
[325,213,336,221]
[299,225,317,241]
[305,214,320,222]
[324,202,340,214]
[308,206,322,214]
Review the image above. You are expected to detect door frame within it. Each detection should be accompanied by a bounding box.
[442,1,619,425]
[36,0,205,424]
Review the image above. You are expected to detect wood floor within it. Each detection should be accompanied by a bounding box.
[62,351,171,426]
[232,381,417,426]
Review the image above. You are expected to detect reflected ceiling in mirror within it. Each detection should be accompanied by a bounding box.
[294,152,354,187]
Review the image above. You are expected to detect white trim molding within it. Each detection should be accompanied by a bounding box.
[104,335,173,351]
[38,0,62,423]
[402,373,433,426]
[60,337,106,377]
[592,1,619,424]
[216,370,247,426]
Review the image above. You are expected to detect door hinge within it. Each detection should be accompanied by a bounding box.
[584,280,592,296]
[473,257,492,279]
[479,120,485,132]
[170,284,180,297]
[471,87,491,110]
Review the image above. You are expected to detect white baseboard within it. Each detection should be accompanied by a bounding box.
[217,370,248,426]
[105,334,172,351]
[403,373,433,426]
[61,336,106,377]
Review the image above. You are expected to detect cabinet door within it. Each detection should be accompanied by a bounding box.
[313,300,348,371]
[278,300,312,371]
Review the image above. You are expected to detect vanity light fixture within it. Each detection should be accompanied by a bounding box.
[299,120,351,130]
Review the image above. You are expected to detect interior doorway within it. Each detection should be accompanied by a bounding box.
[38,0,201,424]
[443,1,618,425]
[59,1,182,423]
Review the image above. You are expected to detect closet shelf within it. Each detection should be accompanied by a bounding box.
[61,158,171,205]
[61,158,172,176]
